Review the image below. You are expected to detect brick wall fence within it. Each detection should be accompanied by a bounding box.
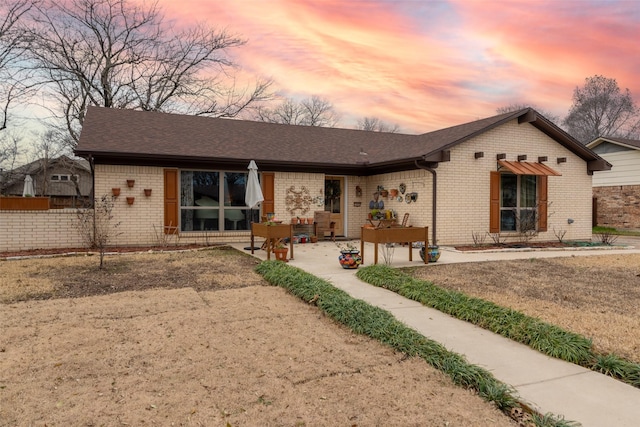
[593,185,640,229]
[0,209,86,252]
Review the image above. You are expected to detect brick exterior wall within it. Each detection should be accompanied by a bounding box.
[95,165,260,246]
[271,171,325,222]
[0,209,85,252]
[351,170,433,239]
[593,185,640,229]
[434,120,593,245]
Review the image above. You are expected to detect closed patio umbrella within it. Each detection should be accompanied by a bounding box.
[244,160,264,250]
[22,175,35,197]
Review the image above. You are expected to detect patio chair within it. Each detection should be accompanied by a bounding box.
[314,210,336,241]
[391,213,410,245]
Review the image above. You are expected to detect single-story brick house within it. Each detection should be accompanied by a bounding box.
[74,106,609,247]
[587,136,640,229]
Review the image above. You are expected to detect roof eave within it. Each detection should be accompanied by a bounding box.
[75,150,431,176]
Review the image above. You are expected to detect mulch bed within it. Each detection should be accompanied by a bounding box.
[0,244,216,259]
[453,241,601,251]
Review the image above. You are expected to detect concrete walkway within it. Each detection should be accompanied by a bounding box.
[232,239,640,426]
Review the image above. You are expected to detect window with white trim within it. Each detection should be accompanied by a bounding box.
[51,174,79,183]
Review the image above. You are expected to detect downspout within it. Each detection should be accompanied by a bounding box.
[415,160,437,245]
[88,154,96,242]
[88,154,95,203]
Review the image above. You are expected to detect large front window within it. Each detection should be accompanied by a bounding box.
[180,170,259,232]
[500,174,537,232]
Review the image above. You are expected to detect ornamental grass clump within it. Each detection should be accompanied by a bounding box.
[592,354,640,386]
[356,265,592,365]
[356,264,640,389]
[255,261,577,426]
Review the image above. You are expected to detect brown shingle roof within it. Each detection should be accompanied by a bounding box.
[75,106,608,174]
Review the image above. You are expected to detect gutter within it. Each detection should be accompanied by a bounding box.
[414,159,437,245]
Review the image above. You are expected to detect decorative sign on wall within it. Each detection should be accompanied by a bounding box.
[286,185,313,216]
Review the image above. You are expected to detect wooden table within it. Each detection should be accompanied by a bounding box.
[360,226,428,265]
[251,223,294,260]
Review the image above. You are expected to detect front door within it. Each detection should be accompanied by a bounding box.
[325,176,344,236]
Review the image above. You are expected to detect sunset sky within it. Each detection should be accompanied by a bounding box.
[159,0,640,134]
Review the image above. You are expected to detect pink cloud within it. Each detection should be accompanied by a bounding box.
[157,0,640,133]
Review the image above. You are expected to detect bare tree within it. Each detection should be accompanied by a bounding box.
[496,104,560,125]
[0,131,23,194]
[75,194,121,269]
[22,0,273,148]
[253,95,340,127]
[356,116,400,133]
[0,0,37,132]
[562,75,640,144]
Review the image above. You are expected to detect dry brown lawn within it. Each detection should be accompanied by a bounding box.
[409,253,640,363]
[0,248,515,426]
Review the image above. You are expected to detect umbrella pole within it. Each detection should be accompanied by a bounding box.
[244,207,261,251]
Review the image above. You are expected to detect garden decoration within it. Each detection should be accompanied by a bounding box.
[337,241,362,269]
[419,245,441,263]
[285,185,313,216]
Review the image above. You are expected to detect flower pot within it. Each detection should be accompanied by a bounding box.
[310,236,318,243]
[126,179,135,188]
[112,188,121,197]
[338,250,362,269]
[420,245,440,263]
[307,217,314,224]
[144,188,152,197]
[273,248,288,262]
[126,196,135,205]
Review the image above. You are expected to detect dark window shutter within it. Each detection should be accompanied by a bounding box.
[538,175,548,232]
[164,169,179,234]
[261,172,275,216]
[490,171,500,233]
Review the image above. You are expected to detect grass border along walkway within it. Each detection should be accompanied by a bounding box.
[256,260,577,427]
[356,264,640,389]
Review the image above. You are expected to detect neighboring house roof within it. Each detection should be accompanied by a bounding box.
[1,155,91,196]
[75,106,609,175]
[586,136,640,151]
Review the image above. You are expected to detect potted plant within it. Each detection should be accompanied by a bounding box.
[337,241,362,269]
[273,243,288,262]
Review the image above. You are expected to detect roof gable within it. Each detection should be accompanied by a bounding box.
[587,136,640,151]
[75,107,609,174]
